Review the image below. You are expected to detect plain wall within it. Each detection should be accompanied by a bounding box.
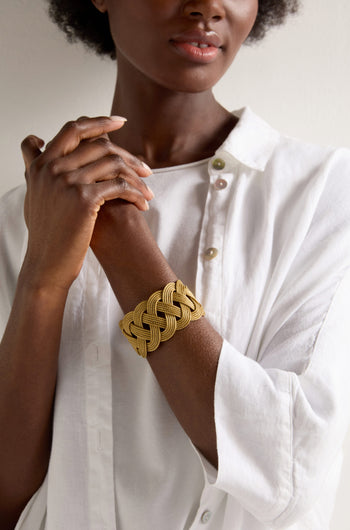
[1,0,349,527]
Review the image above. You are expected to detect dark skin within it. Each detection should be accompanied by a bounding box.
[105,0,253,166]
[0,0,258,527]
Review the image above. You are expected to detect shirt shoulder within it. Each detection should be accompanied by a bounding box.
[273,131,350,180]
[273,135,350,213]
[221,107,350,192]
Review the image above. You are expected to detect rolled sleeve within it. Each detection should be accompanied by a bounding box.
[212,268,350,527]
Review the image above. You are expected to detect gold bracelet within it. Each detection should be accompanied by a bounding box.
[119,280,205,358]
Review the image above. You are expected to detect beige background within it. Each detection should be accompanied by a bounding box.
[1,0,349,527]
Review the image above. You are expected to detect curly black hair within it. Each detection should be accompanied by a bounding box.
[47,0,300,60]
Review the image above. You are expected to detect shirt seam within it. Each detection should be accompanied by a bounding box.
[303,265,350,374]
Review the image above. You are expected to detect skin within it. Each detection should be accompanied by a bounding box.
[105,0,258,166]
[0,0,258,527]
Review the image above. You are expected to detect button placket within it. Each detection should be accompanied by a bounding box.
[195,173,221,324]
[195,156,236,331]
[83,256,117,530]
[189,480,225,529]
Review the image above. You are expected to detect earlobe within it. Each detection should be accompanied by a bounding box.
[90,0,108,14]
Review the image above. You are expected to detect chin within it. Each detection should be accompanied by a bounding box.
[155,70,223,94]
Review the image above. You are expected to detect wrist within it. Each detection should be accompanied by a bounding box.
[18,260,71,301]
[91,201,143,252]
[120,280,205,358]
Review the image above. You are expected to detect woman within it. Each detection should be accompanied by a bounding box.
[1,0,350,529]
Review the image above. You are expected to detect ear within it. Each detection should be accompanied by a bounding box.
[90,0,108,14]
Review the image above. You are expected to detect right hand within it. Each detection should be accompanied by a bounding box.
[20,116,153,292]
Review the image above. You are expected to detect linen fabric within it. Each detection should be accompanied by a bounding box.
[1,107,350,529]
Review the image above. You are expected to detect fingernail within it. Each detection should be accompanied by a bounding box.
[144,200,150,210]
[146,185,154,199]
[142,161,152,173]
[109,115,127,122]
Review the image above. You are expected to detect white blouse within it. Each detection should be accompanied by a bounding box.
[1,107,350,530]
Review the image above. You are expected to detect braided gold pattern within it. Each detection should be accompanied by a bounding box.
[119,280,205,358]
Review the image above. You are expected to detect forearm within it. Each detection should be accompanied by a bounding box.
[0,266,67,526]
[92,203,222,467]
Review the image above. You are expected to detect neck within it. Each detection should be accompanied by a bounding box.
[109,59,237,168]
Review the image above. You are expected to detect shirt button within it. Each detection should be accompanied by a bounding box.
[214,178,227,190]
[201,510,212,524]
[204,247,218,260]
[212,157,226,170]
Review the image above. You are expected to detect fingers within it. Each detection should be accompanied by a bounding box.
[21,116,154,212]
[85,178,150,212]
[52,135,152,179]
[113,145,153,178]
[81,129,152,177]
[63,155,154,201]
[43,115,127,160]
[21,135,45,173]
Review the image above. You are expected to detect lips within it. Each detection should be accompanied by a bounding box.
[170,29,223,49]
[170,30,223,64]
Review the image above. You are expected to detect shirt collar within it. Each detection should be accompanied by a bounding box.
[215,107,280,172]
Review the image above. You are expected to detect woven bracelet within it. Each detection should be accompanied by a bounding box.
[119,280,205,358]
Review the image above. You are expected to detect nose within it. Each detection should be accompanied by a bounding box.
[181,0,226,22]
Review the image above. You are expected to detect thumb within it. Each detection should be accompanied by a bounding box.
[21,135,45,174]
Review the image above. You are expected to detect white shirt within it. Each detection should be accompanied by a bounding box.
[1,107,350,530]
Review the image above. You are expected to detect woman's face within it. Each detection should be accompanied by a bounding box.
[96,0,258,92]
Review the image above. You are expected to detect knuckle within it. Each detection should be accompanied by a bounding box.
[94,136,111,151]
[63,120,80,134]
[109,153,125,166]
[115,176,128,192]
[74,183,91,206]
[61,171,75,186]
[75,183,96,210]
[46,159,61,177]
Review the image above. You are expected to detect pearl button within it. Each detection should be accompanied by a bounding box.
[204,247,218,260]
[212,157,226,170]
[201,510,212,524]
[214,178,227,190]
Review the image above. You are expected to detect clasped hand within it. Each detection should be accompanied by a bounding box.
[20,116,153,292]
